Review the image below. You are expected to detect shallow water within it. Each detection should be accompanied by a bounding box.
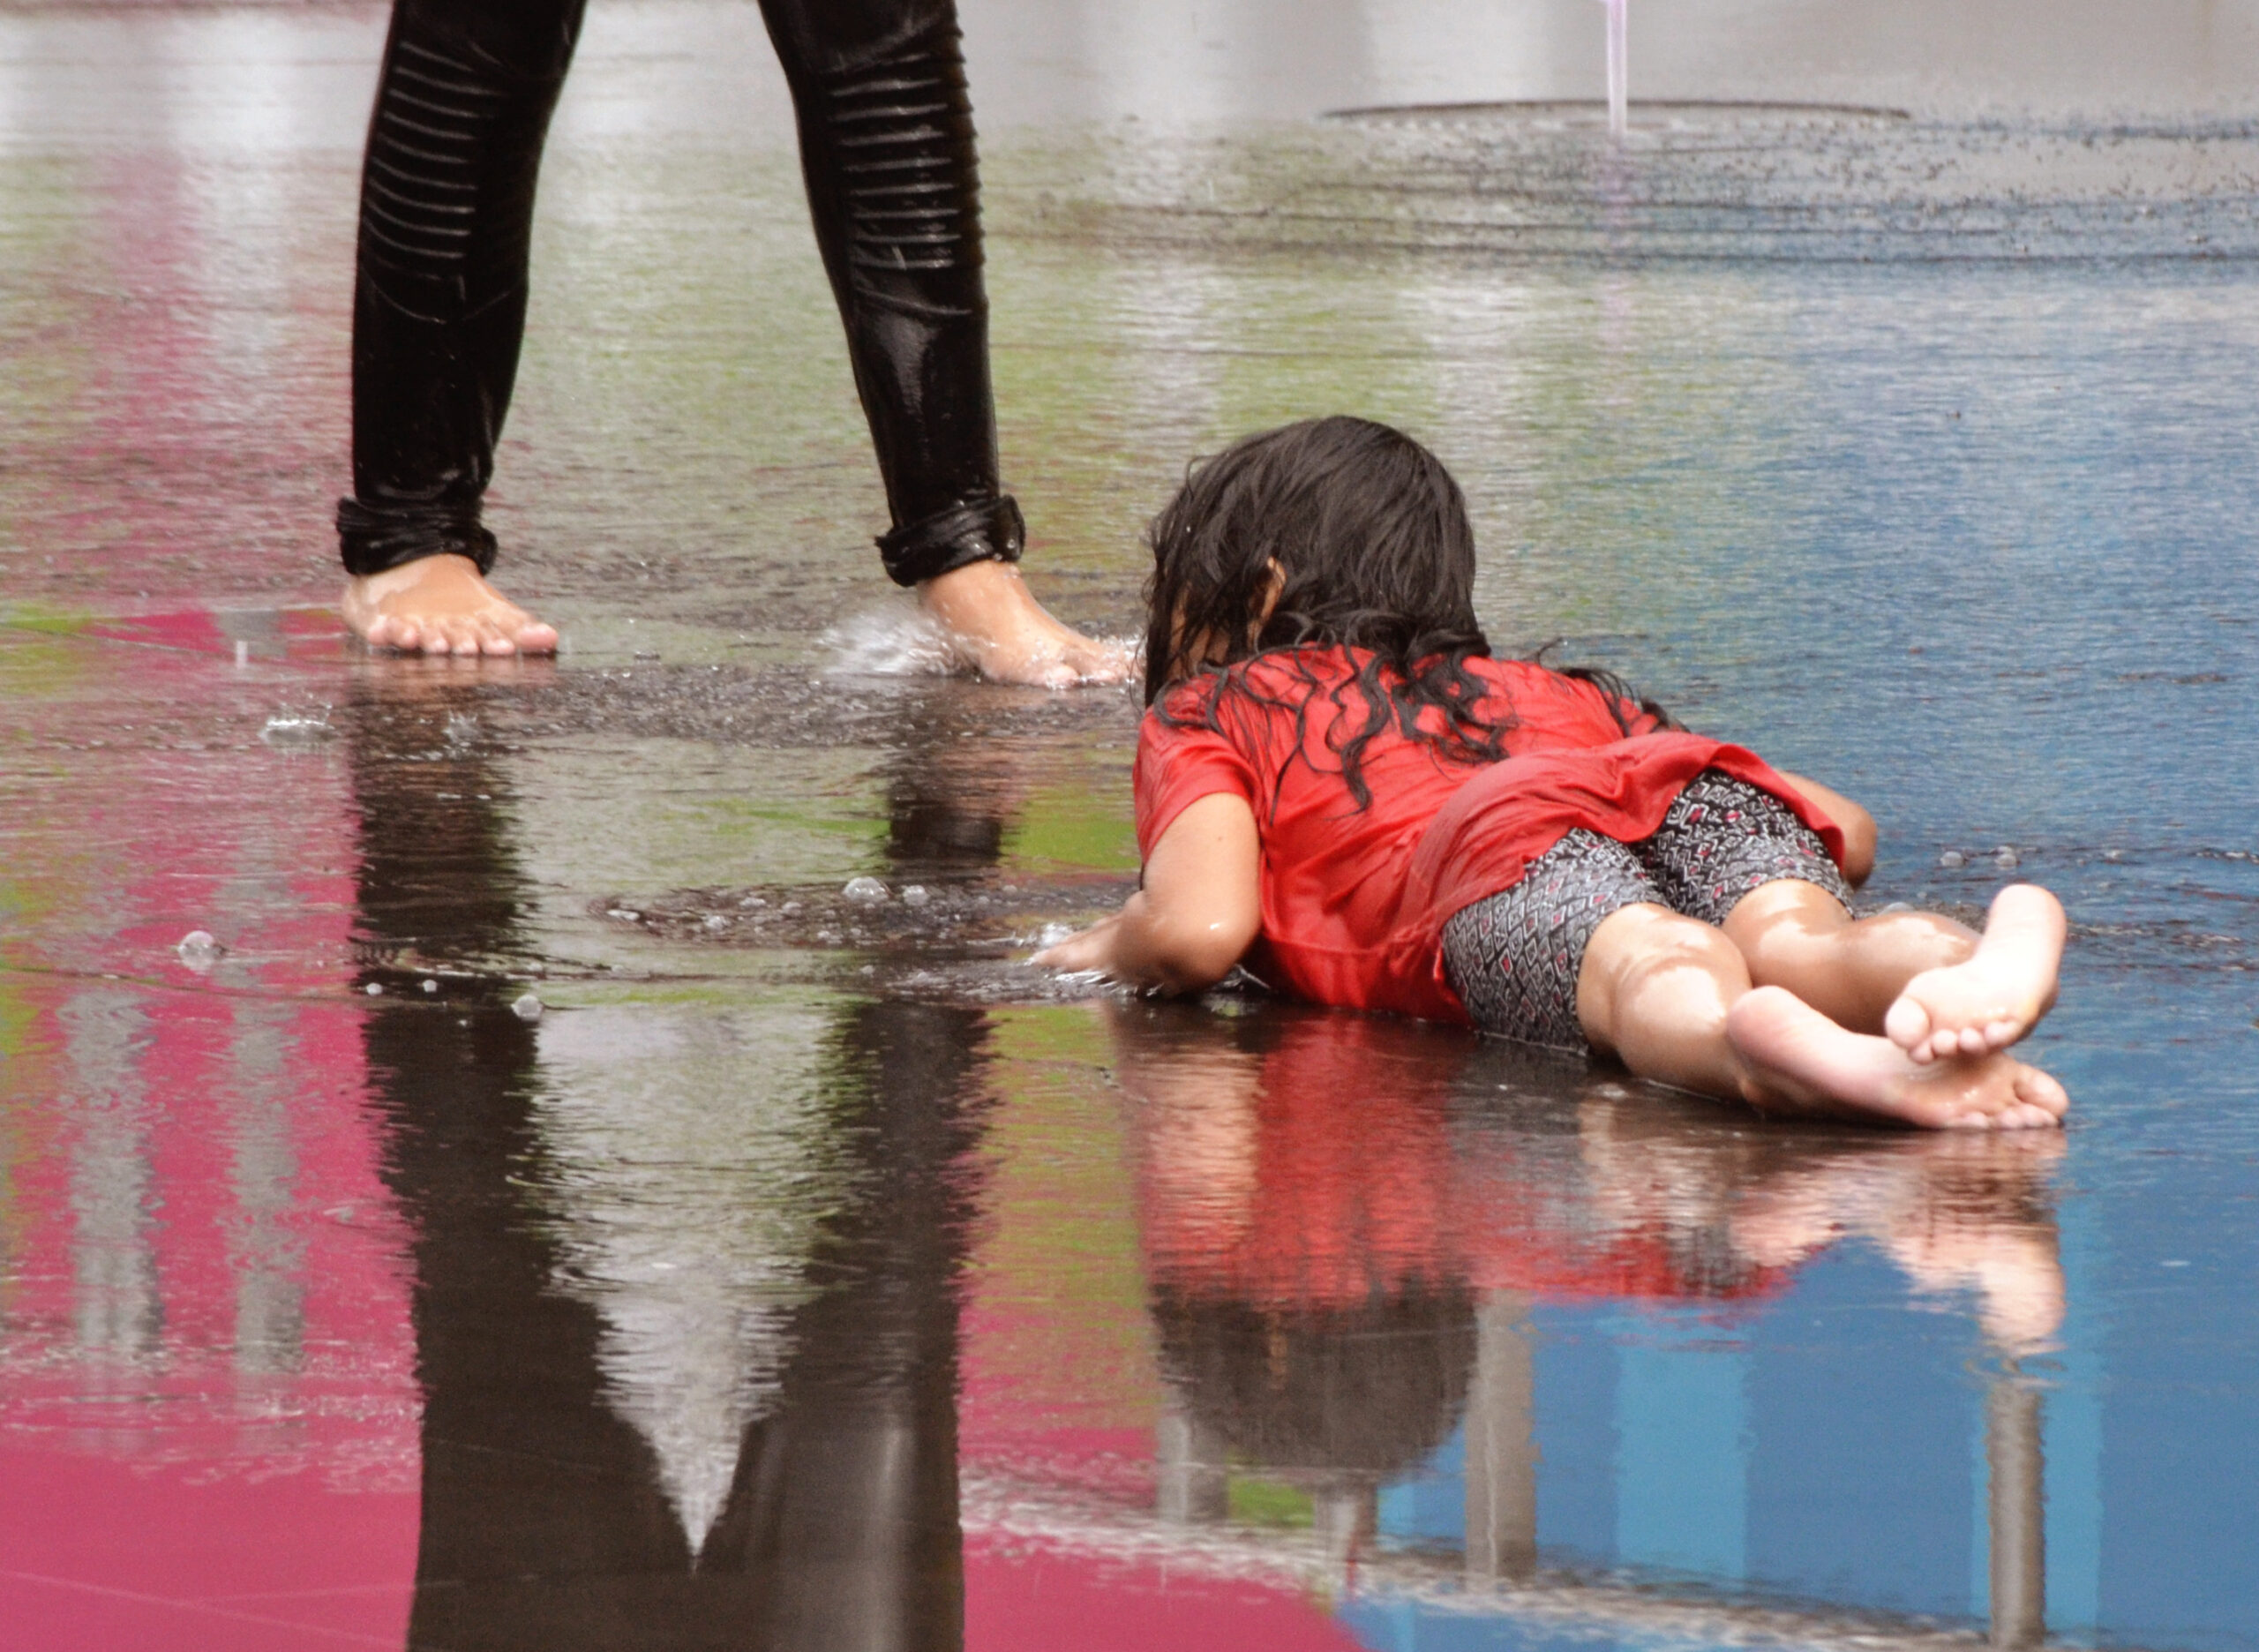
[4,4,2259,1649]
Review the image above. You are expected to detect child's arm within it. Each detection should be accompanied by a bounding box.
[1032,792,1262,994]
[1773,770,1876,887]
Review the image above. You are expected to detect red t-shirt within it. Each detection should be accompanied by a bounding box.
[1134,648,1847,1024]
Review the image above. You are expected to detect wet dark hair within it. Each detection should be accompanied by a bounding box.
[1145,417,1670,807]
[1150,1282,1478,1476]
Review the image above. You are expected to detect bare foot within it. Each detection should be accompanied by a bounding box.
[1884,884,2064,1064]
[342,554,560,657]
[919,559,1134,688]
[1728,986,2068,1130]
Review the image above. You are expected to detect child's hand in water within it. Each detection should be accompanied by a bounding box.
[1032,913,1124,976]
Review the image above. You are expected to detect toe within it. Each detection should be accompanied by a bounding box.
[516,620,559,654]
[1885,995,1931,1050]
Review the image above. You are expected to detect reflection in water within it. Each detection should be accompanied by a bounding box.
[333,647,2079,1648]
[344,671,991,1648]
[1102,999,2069,1641]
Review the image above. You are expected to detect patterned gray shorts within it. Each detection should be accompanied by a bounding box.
[1439,770,1852,1053]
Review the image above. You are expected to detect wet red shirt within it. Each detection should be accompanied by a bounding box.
[1134,649,1847,1024]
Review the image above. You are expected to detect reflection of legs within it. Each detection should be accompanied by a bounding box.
[341,0,580,656]
[709,1001,985,1652]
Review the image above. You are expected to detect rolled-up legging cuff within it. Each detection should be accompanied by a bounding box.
[337,498,500,578]
[876,495,1024,588]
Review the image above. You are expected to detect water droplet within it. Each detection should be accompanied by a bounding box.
[901,885,931,907]
[513,992,544,1023]
[843,876,889,903]
[259,712,334,746]
[1939,851,1965,868]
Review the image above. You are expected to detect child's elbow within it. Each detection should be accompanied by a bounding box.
[1149,911,1257,995]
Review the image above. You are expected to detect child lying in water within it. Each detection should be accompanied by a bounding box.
[1036,417,2068,1130]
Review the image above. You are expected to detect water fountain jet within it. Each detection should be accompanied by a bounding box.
[1599,0,1628,138]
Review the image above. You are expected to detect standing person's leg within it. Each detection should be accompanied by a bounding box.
[758,0,1127,687]
[339,0,583,657]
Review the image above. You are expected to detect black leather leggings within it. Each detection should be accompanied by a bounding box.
[338,0,1022,588]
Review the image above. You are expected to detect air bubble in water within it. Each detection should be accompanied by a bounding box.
[902,885,931,906]
[176,930,222,969]
[513,992,544,1023]
[1939,851,1965,868]
[843,876,889,903]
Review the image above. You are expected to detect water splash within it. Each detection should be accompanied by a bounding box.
[822,601,964,678]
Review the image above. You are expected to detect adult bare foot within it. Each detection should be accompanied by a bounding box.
[919,559,1133,688]
[1728,986,2068,1130]
[342,554,560,657]
[1884,884,2065,1064]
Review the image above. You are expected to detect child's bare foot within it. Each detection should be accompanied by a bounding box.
[1884,885,2064,1064]
[342,554,560,657]
[919,559,1134,688]
[1729,986,2068,1130]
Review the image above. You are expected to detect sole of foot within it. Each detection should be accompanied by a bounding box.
[1885,884,2065,1064]
[342,555,559,657]
[1730,986,2068,1130]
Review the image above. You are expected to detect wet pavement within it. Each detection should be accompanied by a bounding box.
[4,3,2259,1648]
